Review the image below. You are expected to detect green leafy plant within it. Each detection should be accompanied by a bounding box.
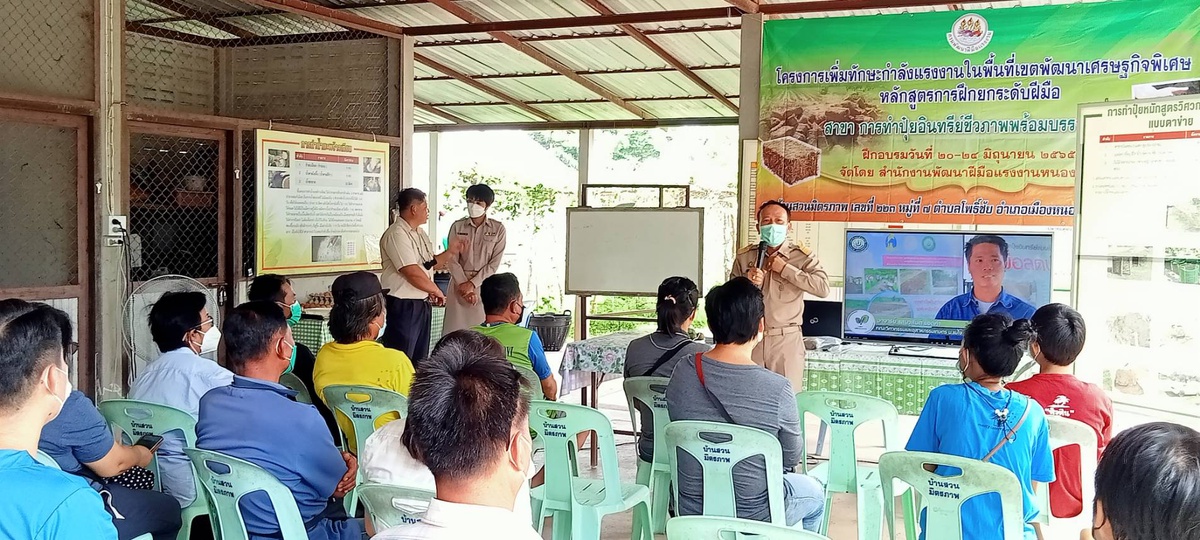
[442,169,565,233]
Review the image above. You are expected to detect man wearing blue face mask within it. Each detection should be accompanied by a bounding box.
[248,274,338,440]
[729,200,830,391]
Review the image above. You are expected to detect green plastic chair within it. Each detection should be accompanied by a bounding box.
[321,384,409,514]
[279,372,312,404]
[34,450,61,469]
[663,420,786,526]
[185,448,309,540]
[623,376,673,534]
[528,400,652,540]
[795,391,917,539]
[98,399,212,540]
[666,515,832,540]
[515,365,545,399]
[356,482,435,530]
[878,451,1025,540]
[1036,416,1098,532]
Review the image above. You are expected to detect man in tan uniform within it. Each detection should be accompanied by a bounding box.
[729,200,830,391]
[442,183,508,337]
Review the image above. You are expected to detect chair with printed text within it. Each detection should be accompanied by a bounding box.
[322,384,409,515]
[795,391,917,539]
[666,516,832,540]
[663,420,786,526]
[1036,416,1099,535]
[623,376,673,534]
[529,400,652,540]
[879,451,1025,540]
[186,448,309,540]
[98,399,212,540]
[356,482,436,531]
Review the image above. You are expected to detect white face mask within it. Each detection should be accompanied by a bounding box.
[45,367,70,419]
[194,327,222,355]
[467,203,486,219]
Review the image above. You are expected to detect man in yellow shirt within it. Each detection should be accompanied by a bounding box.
[314,271,415,453]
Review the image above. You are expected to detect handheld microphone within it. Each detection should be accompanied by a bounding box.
[756,240,769,269]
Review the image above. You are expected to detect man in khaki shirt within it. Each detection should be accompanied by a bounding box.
[442,184,507,337]
[729,200,830,390]
[380,188,463,364]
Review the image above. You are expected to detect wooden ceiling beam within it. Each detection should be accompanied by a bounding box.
[233,0,406,38]
[414,100,468,124]
[142,0,258,38]
[424,0,650,119]
[414,52,558,122]
[725,0,759,13]
[404,6,739,36]
[215,23,740,48]
[580,0,737,114]
[417,64,739,82]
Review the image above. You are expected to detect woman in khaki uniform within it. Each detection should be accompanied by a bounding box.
[442,184,507,337]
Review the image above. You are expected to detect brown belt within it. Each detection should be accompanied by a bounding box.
[765,325,802,337]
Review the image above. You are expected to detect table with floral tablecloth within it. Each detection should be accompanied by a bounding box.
[558,331,645,395]
[807,344,961,415]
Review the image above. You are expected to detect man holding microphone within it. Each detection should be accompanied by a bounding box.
[729,200,830,391]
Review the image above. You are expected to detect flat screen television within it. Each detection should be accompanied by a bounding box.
[843,230,1053,344]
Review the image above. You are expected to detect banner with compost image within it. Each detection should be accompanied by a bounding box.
[758,0,1200,225]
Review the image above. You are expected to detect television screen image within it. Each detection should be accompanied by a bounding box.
[843,230,1053,344]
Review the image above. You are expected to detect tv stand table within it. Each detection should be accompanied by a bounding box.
[806,342,961,415]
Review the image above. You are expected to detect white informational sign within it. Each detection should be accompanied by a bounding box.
[1074,96,1200,415]
[256,129,390,275]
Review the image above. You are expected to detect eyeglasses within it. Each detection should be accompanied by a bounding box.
[192,317,214,331]
[65,342,78,359]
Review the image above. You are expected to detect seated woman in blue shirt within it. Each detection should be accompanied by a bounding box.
[0,299,116,540]
[906,313,1054,540]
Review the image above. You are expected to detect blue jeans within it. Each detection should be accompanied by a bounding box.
[783,473,825,532]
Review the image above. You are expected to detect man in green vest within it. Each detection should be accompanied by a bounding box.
[473,273,558,401]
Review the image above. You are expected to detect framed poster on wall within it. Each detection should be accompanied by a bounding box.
[255,129,390,275]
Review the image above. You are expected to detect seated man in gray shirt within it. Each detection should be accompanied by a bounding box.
[665,277,825,531]
[624,276,710,464]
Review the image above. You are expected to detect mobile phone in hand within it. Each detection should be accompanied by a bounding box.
[135,434,164,453]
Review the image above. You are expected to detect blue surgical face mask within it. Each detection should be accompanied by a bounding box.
[760,223,788,247]
[376,321,387,342]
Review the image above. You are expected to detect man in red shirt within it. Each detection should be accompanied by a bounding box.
[1007,303,1113,518]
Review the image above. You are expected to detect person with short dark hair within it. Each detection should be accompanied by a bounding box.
[197,301,362,540]
[379,188,465,363]
[935,234,1037,322]
[375,330,538,540]
[665,277,825,531]
[0,300,118,540]
[624,276,710,464]
[906,313,1055,540]
[441,183,507,337]
[248,273,338,440]
[1083,422,1200,540]
[1007,303,1112,519]
[728,200,830,391]
[472,273,556,401]
[314,272,415,454]
[129,291,233,507]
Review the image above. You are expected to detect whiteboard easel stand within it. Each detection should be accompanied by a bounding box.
[572,183,693,466]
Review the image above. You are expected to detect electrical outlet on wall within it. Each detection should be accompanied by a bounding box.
[107,215,128,236]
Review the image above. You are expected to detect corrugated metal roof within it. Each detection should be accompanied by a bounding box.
[413,80,501,105]
[482,76,601,102]
[531,36,664,72]
[637,98,732,118]
[439,104,548,123]
[585,71,707,99]
[419,43,555,76]
[649,29,739,67]
[414,107,457,125]
[532,101,641,121]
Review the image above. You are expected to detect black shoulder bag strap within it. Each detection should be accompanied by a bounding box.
[640,339,693,377]
[694,353,736,423]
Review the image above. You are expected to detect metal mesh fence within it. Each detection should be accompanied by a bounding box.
[128,132,221,281]
[0,116,83,289]
[0,0,95,100]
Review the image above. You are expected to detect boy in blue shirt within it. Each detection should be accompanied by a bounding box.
[0,299,116,540]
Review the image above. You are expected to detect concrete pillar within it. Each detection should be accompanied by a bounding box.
[573,128,591,341]
[737,13,764,247]
[94,0,126,399]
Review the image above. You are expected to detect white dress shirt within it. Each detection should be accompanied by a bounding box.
[129,347,234,506]
[380,220,436,300]
[373,499,542,540]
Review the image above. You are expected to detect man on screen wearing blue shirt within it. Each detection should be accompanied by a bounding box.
[0,299,116,540]
[197,302,361,540]
[935,235,1036,322]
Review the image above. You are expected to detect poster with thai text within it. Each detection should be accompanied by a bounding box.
[758,0,1200,225]
[256,129,389,275]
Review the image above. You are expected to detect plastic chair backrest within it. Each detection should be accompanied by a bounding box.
[356,483,435,530]
[321,384,408,451]
[515,365,543,399]
[795,391,901,491]
[98,399,198,491]
[34,450,61,469]
[278,373,312,404]
[878,451,1025,540]
[623,377,671,464]
[528,401,623,507]
[665,515,831,540]
[663,420,787,525]
[1044,416,1099,521]
[185,448,309,540]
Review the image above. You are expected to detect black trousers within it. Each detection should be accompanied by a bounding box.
[382,296,431,365]
[102,483,183,540]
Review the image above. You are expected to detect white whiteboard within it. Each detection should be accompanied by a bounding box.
[566,207,704,295]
